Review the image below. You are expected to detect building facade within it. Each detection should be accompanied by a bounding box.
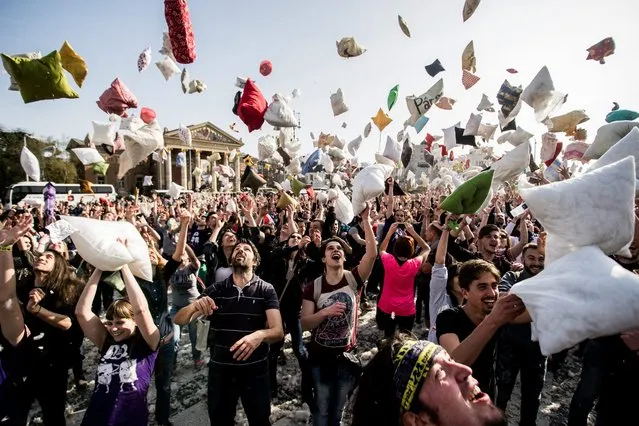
[82,122,244,195]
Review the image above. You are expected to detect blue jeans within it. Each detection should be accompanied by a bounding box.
[311,359,358,426]
[207,364,271,426]
[170,304,202,361]
[154,337,176,424]
[268,315,312,406]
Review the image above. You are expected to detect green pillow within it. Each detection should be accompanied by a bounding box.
[1,50,79,103]
[439,169,494,214]
[606,109,639,123]
[93,162,109,176]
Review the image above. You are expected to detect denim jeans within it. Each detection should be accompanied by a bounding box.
[268,315,312,407]
[208,364,271,426]
[170,304,202,361]
[154,338,176,424]
[311,358,358,426]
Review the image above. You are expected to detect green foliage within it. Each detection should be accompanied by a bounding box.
[0,128,77,190]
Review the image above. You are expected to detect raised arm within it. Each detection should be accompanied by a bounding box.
[380,222,399,253]
[357,204,378,281]
[121,264,160,349]
[75,268,107,348]
[385,177,395,219]
[0,215,32,346]
[171,208,192,262]
[406,222,430,262]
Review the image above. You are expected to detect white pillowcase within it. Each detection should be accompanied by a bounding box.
[118,120,164,179]
[319,150,334,173]
[348,136,362,156]
[155,57,181,81]
[496,126,533,147]
[92,121,116,146]
[443,122,461,149]
[169,182,183,199]
[383,136,401,163]
[463,113,482,136]
[587,127,639,187]
[328,147,346,162]
[330,88,349,116]
[490,140,530,185]
[178,124,192,147]
[264,94,298,128]
[520,156,635,264]
[334,188,354,224]
[72,148,105,166]
[20,146,40,181]
[61,216,152,282]
[510,246,639,356]
[257,135,277,161]
[520,66,566,122]
[120,116,145,133]
[477,123,497,140]
[351,164,393,215]
[584,121,639,159]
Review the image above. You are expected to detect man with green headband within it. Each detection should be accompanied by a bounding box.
[352,337,507,426]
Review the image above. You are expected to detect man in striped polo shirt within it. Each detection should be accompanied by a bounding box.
[174,238,284,426]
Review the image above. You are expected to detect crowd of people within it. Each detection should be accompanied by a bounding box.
[0,173,638,426]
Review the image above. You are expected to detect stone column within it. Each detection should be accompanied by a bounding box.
[234,153,241,192]
[212,155,218,193]
[195,149,201,170]
[181,149,188,189]
[155,155,163,189]
[223,152,229,167]
[165,149,172,187]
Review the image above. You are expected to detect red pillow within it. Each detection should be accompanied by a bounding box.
[164,0,196,64]
[96,78,138,116]
[237,79,268,132]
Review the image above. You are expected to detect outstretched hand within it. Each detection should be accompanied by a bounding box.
[0,214,33,246]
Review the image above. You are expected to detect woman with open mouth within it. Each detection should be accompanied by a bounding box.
[75,255,160,426]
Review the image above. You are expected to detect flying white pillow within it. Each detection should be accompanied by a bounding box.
[587,127,639,188]
[584,121,639,159]
[510,246,639,356]
[520,156,635,264]
[264,94,298,128]
[330,88,349,116]
[490,140,530,185]
[72,148,105,166]
[155,56,180,81]
[351,164,393,215]
[92,121,116,145]
[118,120,164,179]
[334,188,354,224]
[20,146,40,181]
[61,216,152,282]
[348,136,363,156]
[383,136,402,163]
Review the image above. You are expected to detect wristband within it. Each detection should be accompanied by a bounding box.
[0,245,13,252]
[35,305,42,315]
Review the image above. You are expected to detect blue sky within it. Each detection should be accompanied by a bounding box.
[1,0,638,163]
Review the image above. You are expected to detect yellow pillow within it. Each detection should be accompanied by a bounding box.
[60,41,87,88]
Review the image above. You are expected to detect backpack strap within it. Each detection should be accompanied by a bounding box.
[343,270,358,291]
[313,276,323,305]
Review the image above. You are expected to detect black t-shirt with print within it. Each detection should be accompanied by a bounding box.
[436,306,499,399]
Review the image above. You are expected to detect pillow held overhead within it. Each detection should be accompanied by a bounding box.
[584,121,639,159]
[520,156,636,264]
[1,50,79,103]
[61,215,152,282]
[439,170,494,214]
[510,246,639,356]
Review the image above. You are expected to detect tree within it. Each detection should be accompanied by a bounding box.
[0,127,77,191]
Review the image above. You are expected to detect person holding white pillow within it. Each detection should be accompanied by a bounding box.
[75,259,160,426]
